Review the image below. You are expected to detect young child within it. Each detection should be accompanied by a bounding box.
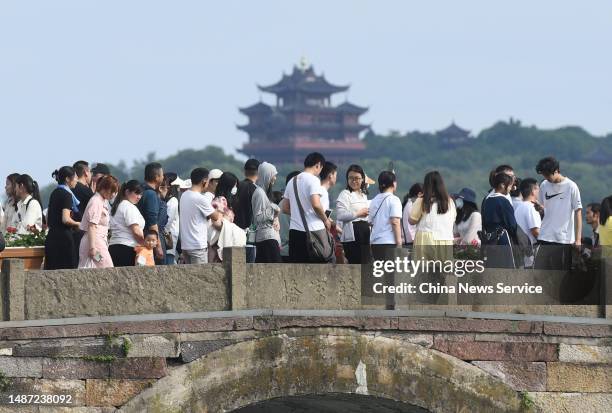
[135,229,157,266]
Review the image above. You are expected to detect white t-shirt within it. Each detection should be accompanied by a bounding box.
[402,198,417,244]
[514,201,541,245]
[368,193,402,245]
[202,192,214,204]
[537,177,582,244]
[320,186,330,212]
[165,196,180,255]
[283,172,325,232]
[179,190,215,250]
[109,200,145,247]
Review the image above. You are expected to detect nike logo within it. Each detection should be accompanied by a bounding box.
[545,192,563,200]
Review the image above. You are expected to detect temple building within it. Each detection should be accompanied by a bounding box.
[238,63,369,164]
[436,122,473,147]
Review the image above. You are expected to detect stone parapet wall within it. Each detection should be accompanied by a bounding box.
[1,248,610,321]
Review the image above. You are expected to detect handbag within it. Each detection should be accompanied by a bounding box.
[293,175,334,263]
[163,230,174,250]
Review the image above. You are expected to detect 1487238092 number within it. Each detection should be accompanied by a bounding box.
[8,394,73,404]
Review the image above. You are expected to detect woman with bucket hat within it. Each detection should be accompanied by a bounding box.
[453,187,482,247]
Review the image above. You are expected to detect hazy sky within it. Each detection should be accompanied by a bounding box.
[1,1,611,184]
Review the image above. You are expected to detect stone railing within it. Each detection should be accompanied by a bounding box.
[1,248,610,321]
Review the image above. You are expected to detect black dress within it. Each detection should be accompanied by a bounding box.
[44,188,77,269]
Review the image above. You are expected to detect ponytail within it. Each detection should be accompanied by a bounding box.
[52,166,76,185]
[112,180,141,216]
[111,182,128,216]
[31,180,42,209]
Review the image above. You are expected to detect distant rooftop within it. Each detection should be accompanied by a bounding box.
[258,65,349,96]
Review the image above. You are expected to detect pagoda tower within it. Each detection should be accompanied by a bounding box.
[238,63,369,164]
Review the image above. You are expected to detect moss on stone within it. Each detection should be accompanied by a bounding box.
[0,370,11,392]
[83,355,116,363]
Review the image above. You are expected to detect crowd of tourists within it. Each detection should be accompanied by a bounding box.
[0,154,610,268]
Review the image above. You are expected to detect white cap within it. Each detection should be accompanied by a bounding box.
[170,176,185,187]
[180,179,192,189]
[208,169,223,180]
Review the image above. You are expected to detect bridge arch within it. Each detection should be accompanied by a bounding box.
[119,333,523,412]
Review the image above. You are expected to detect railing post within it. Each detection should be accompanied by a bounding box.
[1,259,26,321]
[224,247,247,311]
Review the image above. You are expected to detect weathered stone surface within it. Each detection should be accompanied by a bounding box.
[121,334,523,413]
[558,343,612,363]
[0,405,37,412]
[35,379,86,406]
[433,340,558,361]
[38,408,117,413]
[254,315,396,331]
[2,259,26,321]
[433,333,475,343]
[0,356,42,377]
[122,334,179,358]
[398,317,542,334]
[245,263,361,309]
[179,329,264,342]
[530,392,612,412]
[379,333,434,347]
[42,358,110,379]
[0,378,85,406]
[547,362,612,392]
[181,340,236,362]
[24,264,229,319]
[85,379,153,407]
[226,246,247,311]
[0,378,36,404]
[13,337,124,358]
[0,317,253,341]
[109,358,166,379]
[472,361,546,391]
[476,333,610,346]
[543,322,612,337]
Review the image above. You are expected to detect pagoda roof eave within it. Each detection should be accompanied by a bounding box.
[258,83,349,95]
[337,102,369,114]
[239,102,272,115]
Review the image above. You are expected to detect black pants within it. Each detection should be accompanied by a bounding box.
[369,243,398,309]
[535,241,573,271]
[342,221,371,264]
[371,243,399,261]
[289,229,309,263]
[109,244,136,267]
[155,230,167,266]
[255,239,282,263]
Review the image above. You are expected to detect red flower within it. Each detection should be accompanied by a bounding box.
[6,227,17,234]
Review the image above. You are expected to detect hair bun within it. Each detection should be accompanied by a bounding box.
[52,169,59,178]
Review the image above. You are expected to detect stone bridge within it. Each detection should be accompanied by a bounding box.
[0,310,610,412]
